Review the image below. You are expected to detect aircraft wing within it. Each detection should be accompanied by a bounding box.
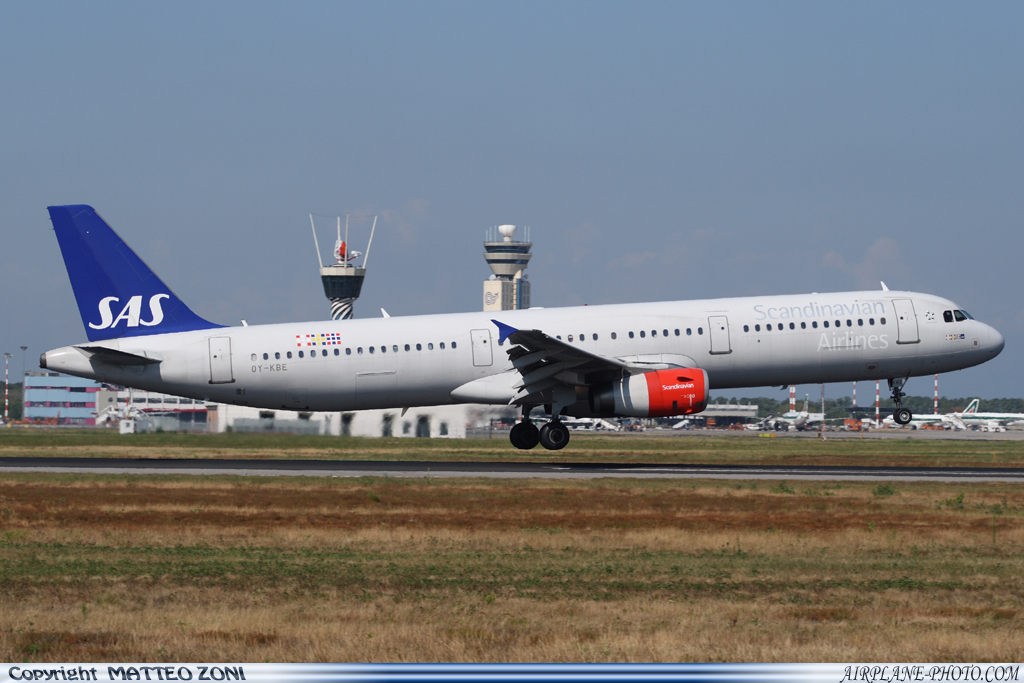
[492,320,634,405]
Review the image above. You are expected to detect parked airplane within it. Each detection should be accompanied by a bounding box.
[951,399,1024,431]
[746,395,824,431]
[40,205,1005,450]
[880,411,965,430]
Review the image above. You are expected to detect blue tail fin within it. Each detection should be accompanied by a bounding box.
[47,205,222,341]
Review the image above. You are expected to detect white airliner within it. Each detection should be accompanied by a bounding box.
[746,395,824,431]
[40,205,1005,450]
[950,399,1024,431]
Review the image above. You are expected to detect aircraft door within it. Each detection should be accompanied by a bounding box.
[471,329,493,366]
[708,316,732,354]
[208,337,234,384]
[892,299,920,344]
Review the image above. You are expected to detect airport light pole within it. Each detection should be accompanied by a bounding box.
[20,346,26,382]
[3,352,11,425]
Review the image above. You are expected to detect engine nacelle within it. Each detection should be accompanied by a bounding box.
[590,368,710,418]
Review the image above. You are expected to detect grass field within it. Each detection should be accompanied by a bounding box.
[2,428,1024,467]
[2,430,1024,662]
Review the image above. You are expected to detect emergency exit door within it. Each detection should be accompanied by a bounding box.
[471,329,493,366]
[708,316,732,354]
[208,337,235,384]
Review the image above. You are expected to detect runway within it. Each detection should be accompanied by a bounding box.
[2,456,1024,482]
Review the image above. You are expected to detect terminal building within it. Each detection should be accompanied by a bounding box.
[23,372,108,426]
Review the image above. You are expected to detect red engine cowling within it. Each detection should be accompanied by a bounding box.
[590,368,710,418]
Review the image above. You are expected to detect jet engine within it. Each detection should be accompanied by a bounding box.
[590,368,709,418]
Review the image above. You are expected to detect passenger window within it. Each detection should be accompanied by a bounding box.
[369,347,375,354]
[800,322,806,329]
[322,349,328,357]
[835,320,840,328]
[263,353,268,360]
[629,332,634,339]
[651,330,657,337]
[428,343,434,350]
[416,344,422,351]
[823,321,829,328]
[346,348,351,355]
[674,329,680,336]
[743,325,749,332]
[611,332,617,340]
[767,324,772,331]
[858,319,863,326]
[298,351,304,358]
[663,329,668,337]
[640,331,646,338]
[452,342,457,349]
[393,345,398,352]
[869,318,874,325]
[334,348,340,356]
[357,348,363,354]
[846,320,852,327]
[697,327,703,335]
[789,323,795,330]
[686,328,692,335]
[568,335,574,342]
[275,352,280,360]
[953,310,967,322]
[754,324,760,332]
[943,310,954,323]
[579,333,584,341]
[812,321,818,329]
[381,345,386,353]
[880,317,887,325]
[592,334,597,341]
[440,342,445,349]
[405,344,410,351]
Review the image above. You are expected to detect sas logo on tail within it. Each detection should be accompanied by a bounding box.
[90,294,171,330]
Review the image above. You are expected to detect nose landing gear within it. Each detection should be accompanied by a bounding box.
[889,377,913,425]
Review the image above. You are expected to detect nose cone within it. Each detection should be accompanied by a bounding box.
[989,326,1005,357]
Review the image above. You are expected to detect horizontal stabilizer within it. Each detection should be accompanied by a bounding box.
[77,345,162,366]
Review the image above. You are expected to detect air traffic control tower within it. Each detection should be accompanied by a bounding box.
[312,215,376,320]
[483,225,531,311]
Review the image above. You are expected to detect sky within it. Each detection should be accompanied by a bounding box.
[1,1,1022,400]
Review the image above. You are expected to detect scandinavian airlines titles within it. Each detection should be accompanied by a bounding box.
[90,294,170,330]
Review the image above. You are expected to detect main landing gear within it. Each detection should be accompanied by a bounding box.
[509,406,570,451]
[889,377,913,426]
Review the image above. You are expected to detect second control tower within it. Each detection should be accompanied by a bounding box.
[483,225,531,311]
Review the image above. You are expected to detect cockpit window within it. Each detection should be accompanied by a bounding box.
[943,310,954,323]
[960,309,974,320]
[953,310,968,322]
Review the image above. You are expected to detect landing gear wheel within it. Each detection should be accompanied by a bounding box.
[893,407,913,426]
[510,421,540,450]
[539,421,570,450]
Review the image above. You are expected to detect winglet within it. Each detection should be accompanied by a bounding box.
[491,319,518,344]
[880,281,889,292]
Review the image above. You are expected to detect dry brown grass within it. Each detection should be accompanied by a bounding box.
[2,472,1024,662]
